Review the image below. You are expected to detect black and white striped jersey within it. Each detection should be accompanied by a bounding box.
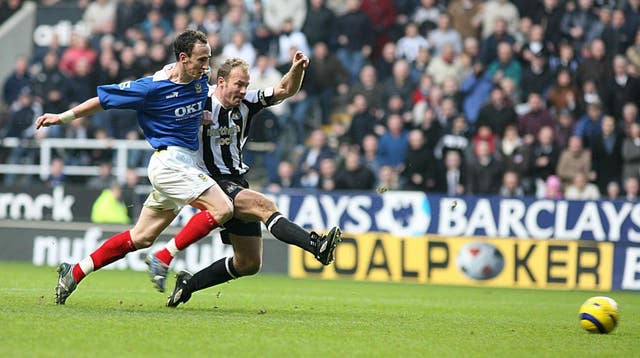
[199,86,278,175]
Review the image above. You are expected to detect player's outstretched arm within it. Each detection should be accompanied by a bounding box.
[273,51,309,102]
[36,97,104,129]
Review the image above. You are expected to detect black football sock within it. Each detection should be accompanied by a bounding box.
[265,212,315,253]
[186,257,239,294]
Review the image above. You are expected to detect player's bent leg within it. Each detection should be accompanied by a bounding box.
[234,189,343,265]
[234,189,314,251]
[167,234,262,308]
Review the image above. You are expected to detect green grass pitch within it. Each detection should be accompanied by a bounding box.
[0,262,638,357]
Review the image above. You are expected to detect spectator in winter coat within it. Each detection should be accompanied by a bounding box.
[465,139,504,194]
[590,116,623,194]
[556,136,592,187]
[401,129,438,192]
[334,150,377,190]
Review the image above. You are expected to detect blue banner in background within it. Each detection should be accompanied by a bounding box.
[269,191,640,243]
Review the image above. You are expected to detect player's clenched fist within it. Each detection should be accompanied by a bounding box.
[293,51,309,69]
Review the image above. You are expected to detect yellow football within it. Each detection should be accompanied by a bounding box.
[578,296,620,334]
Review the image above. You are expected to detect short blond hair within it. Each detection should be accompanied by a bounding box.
[216,58,249,80]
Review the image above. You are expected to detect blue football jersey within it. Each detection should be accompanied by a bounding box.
[97,64,209,151]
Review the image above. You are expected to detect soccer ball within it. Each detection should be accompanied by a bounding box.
[455,242,505,280]
[578,296,620,334]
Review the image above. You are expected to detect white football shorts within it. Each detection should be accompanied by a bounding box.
[144,146,216,213]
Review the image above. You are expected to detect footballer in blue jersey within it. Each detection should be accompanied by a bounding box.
[96,65,208,151]
[36,30,235,304]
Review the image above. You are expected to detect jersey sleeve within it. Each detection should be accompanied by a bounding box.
[244,87,280,112]
[97,78,150,111]
[257,87,280,107]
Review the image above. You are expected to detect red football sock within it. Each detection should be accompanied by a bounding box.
[72,230,136,282]
[155,210,218,265]
[175,211,218,249]
[72,264,86,283]
[155,248,174,265]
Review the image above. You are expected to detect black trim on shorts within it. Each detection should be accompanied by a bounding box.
[220,220,262,244]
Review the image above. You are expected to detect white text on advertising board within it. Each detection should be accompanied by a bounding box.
[272,192,640,242]
[31,227,232,272]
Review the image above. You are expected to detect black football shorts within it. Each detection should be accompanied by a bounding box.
[212,174,262,244]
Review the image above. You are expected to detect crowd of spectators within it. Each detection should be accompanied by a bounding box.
[3,0,640,201]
